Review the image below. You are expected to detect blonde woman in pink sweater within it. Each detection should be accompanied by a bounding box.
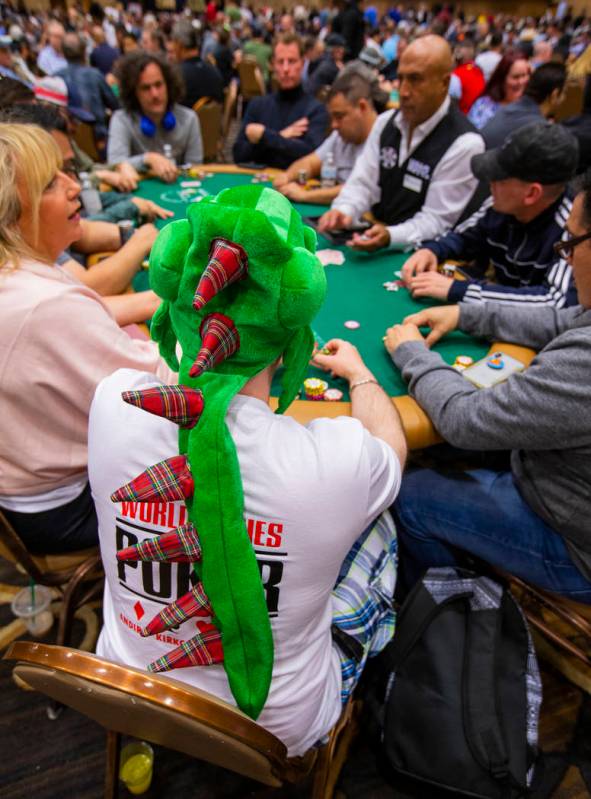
[0,123,175,553]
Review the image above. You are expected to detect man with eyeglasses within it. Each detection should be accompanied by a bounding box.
[401,122,579,308]
[315,170,591,601]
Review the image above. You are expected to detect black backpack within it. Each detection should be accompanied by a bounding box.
[376,567,542,799]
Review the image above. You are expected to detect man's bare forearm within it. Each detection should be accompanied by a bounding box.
[102,291,161,326]
[350,369,408,467]
[72,220,121,254]
[285,152,322,182]
[302,184,343,204]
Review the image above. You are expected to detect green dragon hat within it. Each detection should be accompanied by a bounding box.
[112,185,327,719]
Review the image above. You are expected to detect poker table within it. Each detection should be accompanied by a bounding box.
[132,166,535,448]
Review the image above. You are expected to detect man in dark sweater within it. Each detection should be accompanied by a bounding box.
[172,21,224,107]
[315,173,591,601]
[232,33,329,169]
[402,122,579,308]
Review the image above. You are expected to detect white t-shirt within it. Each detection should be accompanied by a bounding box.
[89,369,400,755]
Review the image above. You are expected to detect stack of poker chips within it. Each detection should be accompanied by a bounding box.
[453,355,474,371]
[303,378,328,400]
[302,379,344,401]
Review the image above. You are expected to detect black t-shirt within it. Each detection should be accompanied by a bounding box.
[179,56,224,106]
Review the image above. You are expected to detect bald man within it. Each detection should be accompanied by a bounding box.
[318,35,484,252]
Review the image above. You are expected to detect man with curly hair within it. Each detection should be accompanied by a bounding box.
[107,51,203,185]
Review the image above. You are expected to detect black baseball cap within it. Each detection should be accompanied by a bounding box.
[471,121,579,185]
[326,33,346,48]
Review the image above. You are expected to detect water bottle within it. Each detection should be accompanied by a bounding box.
[79,172,102,216]
[320,152,337,188]
[163,143,176,166]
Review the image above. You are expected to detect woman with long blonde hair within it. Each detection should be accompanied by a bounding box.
[0,123,174,552]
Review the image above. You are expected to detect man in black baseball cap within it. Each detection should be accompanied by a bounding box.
[470,120,579,185]
[402,120,580,308]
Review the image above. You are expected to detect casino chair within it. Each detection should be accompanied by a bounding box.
[193,97,223,162]
[553,78,585,123]
[498,572,591,696]
[73,121,100,163]
[237,57,266,122]
[4,641,360,799]
[0,509,103,654]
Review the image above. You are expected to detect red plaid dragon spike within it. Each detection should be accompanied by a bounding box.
[141,584,213,638]
[117,523,202,563]
[110,455,194,503]
[189,312,240,378]
[192,238,249,311]
[148,624,224,672]
[122,386,204,429]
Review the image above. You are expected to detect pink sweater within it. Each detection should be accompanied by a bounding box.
[0,258,175,496]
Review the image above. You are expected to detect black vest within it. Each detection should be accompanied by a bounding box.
[372,104,476,225]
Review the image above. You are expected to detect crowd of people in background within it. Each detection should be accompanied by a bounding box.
[0,0,589,171]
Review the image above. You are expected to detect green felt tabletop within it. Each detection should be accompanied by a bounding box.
[133,173,488,397]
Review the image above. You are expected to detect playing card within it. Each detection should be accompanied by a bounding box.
[316,249,346,266]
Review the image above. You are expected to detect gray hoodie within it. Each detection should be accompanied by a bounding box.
[391,302,591,578]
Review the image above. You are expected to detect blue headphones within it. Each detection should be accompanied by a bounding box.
[140,110,177,137]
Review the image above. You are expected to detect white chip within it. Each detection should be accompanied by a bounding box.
[344,320,360,329]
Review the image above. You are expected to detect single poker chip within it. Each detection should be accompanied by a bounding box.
[344,320,360,329]
[455,355,474,367]
[324,388,344,401]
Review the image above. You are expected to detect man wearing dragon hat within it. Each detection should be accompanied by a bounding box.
[88,184,405,755]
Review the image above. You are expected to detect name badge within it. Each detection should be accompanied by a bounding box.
[403,173,423,193]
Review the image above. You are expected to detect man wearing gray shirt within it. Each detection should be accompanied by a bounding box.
[107,51,202,186]
[273,65,383,205]
[315,174,591,601]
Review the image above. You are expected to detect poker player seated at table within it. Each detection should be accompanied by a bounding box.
[317,34,484,253]
[232,33,329,171]
[107,50,203,189]
[401,122,580,308]
[272,63,387,205]
[3,103,166,326]
[0,123,175,553]
[315,171,591,602]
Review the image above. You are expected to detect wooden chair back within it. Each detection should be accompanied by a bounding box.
[73,121,100,163]
[5,642,301,786]
[238,57,266,101]
[0,508,98,586]
[193,98,223,162]
[5,641,359,798]
[554,79,585,121]
[0,510,102,653]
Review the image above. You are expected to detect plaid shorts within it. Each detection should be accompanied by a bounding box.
[332,509,397,703]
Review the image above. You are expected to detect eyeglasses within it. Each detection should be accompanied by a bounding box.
[554,230,591,259]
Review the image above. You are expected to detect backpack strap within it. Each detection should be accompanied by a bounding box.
[462,588,511,793]
[380,582,473,673]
